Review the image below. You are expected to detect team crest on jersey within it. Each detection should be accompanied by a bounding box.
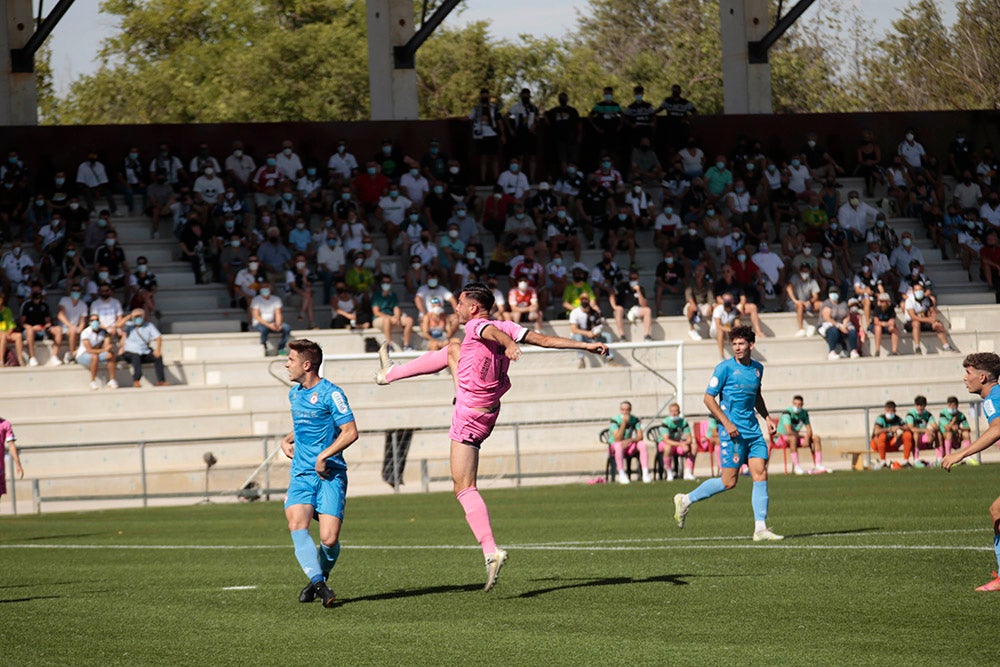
[754,369,761,378]
[309,393,318,404]
[709,376,720,388]
[733,454,741,464]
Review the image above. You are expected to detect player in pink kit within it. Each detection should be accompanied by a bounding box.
[0,417,24,502]
[375,282,608,590]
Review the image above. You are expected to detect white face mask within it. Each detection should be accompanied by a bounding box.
[518,281,529,291]
[248,262,259,272]
[296,261,306,270]
[803,247,812,255]
[885,411,895,420]
[427,279,438,288]
[629,280,639,288]
[829,293,839,303]
[800,272,810,281]
[448,230,459,239]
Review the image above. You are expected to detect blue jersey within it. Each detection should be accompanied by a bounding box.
[983,384,1000,425]
[706,358,764,437]
[288,378,355,475]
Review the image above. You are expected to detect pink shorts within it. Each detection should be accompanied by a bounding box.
[449,402,500,447]
[657,442,691,455]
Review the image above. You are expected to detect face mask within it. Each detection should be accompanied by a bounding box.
[633,186,642,194]
[831,222,840,231]
[69,202,80,210]
[602,161,611,169]
[905,133,914,141]
[737,253,746,262]
[295,222,305,230]
[337,145,346,154]
[618,213,628,221]
[90,320,100,331]
[389,190,399,198]
[259,288,271,297]
[604,94,613,101]
[283,148,293,157]
[800,272,810,281]
[629,280,639,288]
[105,238,116,247]
[98,219,108,228]
[509,164,519,172]
[138,264,148,273]
[233,149,243,158]
[449,166,459,174]
[70,290,82,300]
[566,167,576,176]
[466,252,477,261]
[823,251,833,259]
[706,209,716,216]
[427,279,438,288]
[807,140,816,148]
[876,219,885,228]
[518,281,529,291]
[768,165,777,172]
[914,290,924,300]
[791,159,801,168]
[553,257,563,266]
[803,247,812,255]
[829,293,839,303]
[407,213,420,223]
[381,283,392,293]
[230,239,240,248]
[134,316,144,326]
[99,271,110,281]
[735,187,744,194]
[282,193,293,202]
[306,168,317,177]
[515,213,525,220]
[433,186,444,195]
[430,146,439,155]
[362,242,372,251]
[862,266,871,273]
[204,168,214,176]
[382,145,392,155]
[248,262,259,272]
[367,167,377,175]
[266,158,276,167]
[885,412,895,420]
[448,230,459,239]
[688,228,697,236]
[557,210,567,219]
[715,161,725,170]
[292,261,305,271]
[902,238,912,248]
[411,262,421,270]
[327,239,337,248]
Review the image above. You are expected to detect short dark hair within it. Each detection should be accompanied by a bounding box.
[946,396,958,404]
[914,395,927,406]
[729,325,755,344]
[460,281,495,312]
[885,400,896,409]
[963,352,1000,383]
[289,339,323,371]
[793,395,803,402]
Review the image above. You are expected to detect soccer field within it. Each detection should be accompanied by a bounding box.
[1,467,997,666]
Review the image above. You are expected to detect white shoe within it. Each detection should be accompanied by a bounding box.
[682,471,696,481]
[374,341,393,385]
[63,351,73,364]
[673,493,690,529]
[688,329,702,341]
[28,356,38,367]
[838,350,847,358]
[849,349,860,358]
[943,343,953,352]
[795,328,807,337]
[617,469,631,485]
[872,460,884,471]
[914,344,924,355]
[828,351,839,360]
[812,466,831,474]
[107,379,119,389]
[793,466,805,475]
[753,528,784,542]
[805,325,816,337]
[642,471,652,484]
[47,355,62,366]
[483,549,508,592]
[665,469,675,482]
[89,380,99,391]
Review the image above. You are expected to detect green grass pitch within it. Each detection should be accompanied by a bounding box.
[1,467,998,666]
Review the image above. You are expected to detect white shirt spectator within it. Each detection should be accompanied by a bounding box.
[725,190,751,215]
[902,291,932,323]
[415,284,452,311]
[410,241,439,267]
[149,155,184,182]
[898,140,926,169]
[400,172,429,208]
[188,156,221,174]
[710,303,739,333]
[979,201,1000,228]
[275,151,303,181]
[123,321,161,355]
[786,164,810,194]
[339,220,366,254]
[837,200,878,237]
[58,296,89,328]
[568,305,600,333]
[225,152,257,184]
[378,194,411,227]
[953,182,982,210]
[250,294,283,325]
[751,249,784,287]
[193,174,224,204]
[234,268,261,298]
[889,244,925,275]
[77,325,108,357]
[977,160,995,187]
[497,169,530,199]
[864,251,892,278]
[36,222,66,250]
[678,148,704,175]
[297,175,323,198]
[624,189,650,216]
[654,211,682,234]
[89,296,123,329]
[76,160,110,188]
[327,150,358,180]
[316,242,345,274]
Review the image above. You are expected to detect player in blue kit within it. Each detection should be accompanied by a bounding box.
[280,339,359,607]
[941,352,1000,591]
[673,325,783,541]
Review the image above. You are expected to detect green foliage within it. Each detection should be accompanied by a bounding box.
[1,470,998,664]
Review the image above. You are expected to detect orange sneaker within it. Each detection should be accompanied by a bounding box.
[975,572,1000,591]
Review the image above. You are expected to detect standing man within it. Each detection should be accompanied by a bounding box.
[281,339,359,607]
[673,326,782,541]
[374,282,609,590]
[1,416,24,504]
[942,353,1000,591]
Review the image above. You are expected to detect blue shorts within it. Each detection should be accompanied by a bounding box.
[285,470,347,519]
[719,431,769,468]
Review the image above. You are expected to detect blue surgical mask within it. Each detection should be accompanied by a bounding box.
[266,158,276,167]
[71,291,81,300]
[791,159,801,168]
[133,316,144,326]
[259,288,271,297]
[367,167,377,175]
[90,320,100,331]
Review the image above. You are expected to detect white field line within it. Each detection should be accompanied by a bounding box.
[0,528,991,551]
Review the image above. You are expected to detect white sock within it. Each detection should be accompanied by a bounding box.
[755,520,767,532]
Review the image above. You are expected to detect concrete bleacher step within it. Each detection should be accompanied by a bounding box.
[14,410,259,447]
[1,384,235,419]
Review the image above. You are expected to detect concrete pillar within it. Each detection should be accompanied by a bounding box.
[1,0,39,126]
[366,0,419,120]
[720,0,772,115]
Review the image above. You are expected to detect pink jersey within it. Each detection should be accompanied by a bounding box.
[0,419,13,479]
[455,319,528,409]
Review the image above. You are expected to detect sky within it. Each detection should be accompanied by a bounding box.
[47,1,959,95]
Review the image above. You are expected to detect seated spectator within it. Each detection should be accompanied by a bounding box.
[682,263,714,340]
[120,308,167,387]
[871,291,900,357]
[714,265,764,339]
[504,203,541,251]
[838,191,878,244]
[980,230,1000,304]
[777,395,828,475]
[57,282,89,365]
[376,186,411,251]
[786,264,820,337]
[285,253,316,329]
[654,250,686,317]
[403,255,426,296]
[785,155,812,200]
[258,226,293,283]
[418,296,456,350]
[400,165,429,209]
[903,282,952,354]
[0,292,24,366]
[562,267,597,318]
[657,402,696,481]
[252,153,286,210]
[76,313,117,390]
[544,251,569,312]
[1,242,34,296]
[344,250,376,296]
[20,282,63,366]
[34,213,67,285]
[250,281,291,355]
[178,216,212,285]
[546,205,583,263]
[568,293,618,368]
[507,278,543,333]
[329,281,368,331]
[938,396,971,465]
[750,241,784,300]
[870,400,910,471]
[819,285,858,360]
[128,256,160,318]
[610,271,652,341]
[219,234,250,308]
[780,223,806,266]
[710,292,741,359]
[800,194,829,243]
[315,231,345,305]
[145,174,174,239]
[608,400,652,484]
[589,251,623,303]
[410,229,440,272]
[371,274,414,351]
[905,395,939,468]
[729,247,764,307]
[653,201,681,251]
[957,211,985,281]
[438,222,465,283]
[89,282,124,347]
[484,273,510,321]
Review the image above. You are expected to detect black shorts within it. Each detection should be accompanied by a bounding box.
[907,320,933,332]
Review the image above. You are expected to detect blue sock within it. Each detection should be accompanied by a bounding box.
[319,541,340,578]
[688,476,727,503]
[993,532,1000,572]
[751,481,769,522]
[291,529,324,584]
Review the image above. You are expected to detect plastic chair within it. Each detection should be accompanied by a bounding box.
[644,424,671,480]
[768,433,789,475]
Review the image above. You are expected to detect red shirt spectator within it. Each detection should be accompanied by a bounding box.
[729,256,761,287]
[353,169,390,208]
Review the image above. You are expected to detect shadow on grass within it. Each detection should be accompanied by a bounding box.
[517,573,695,598]
[0,595,62,604]
[0,532,109,543]
[782,527,881,540]
[337,583,483,605]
